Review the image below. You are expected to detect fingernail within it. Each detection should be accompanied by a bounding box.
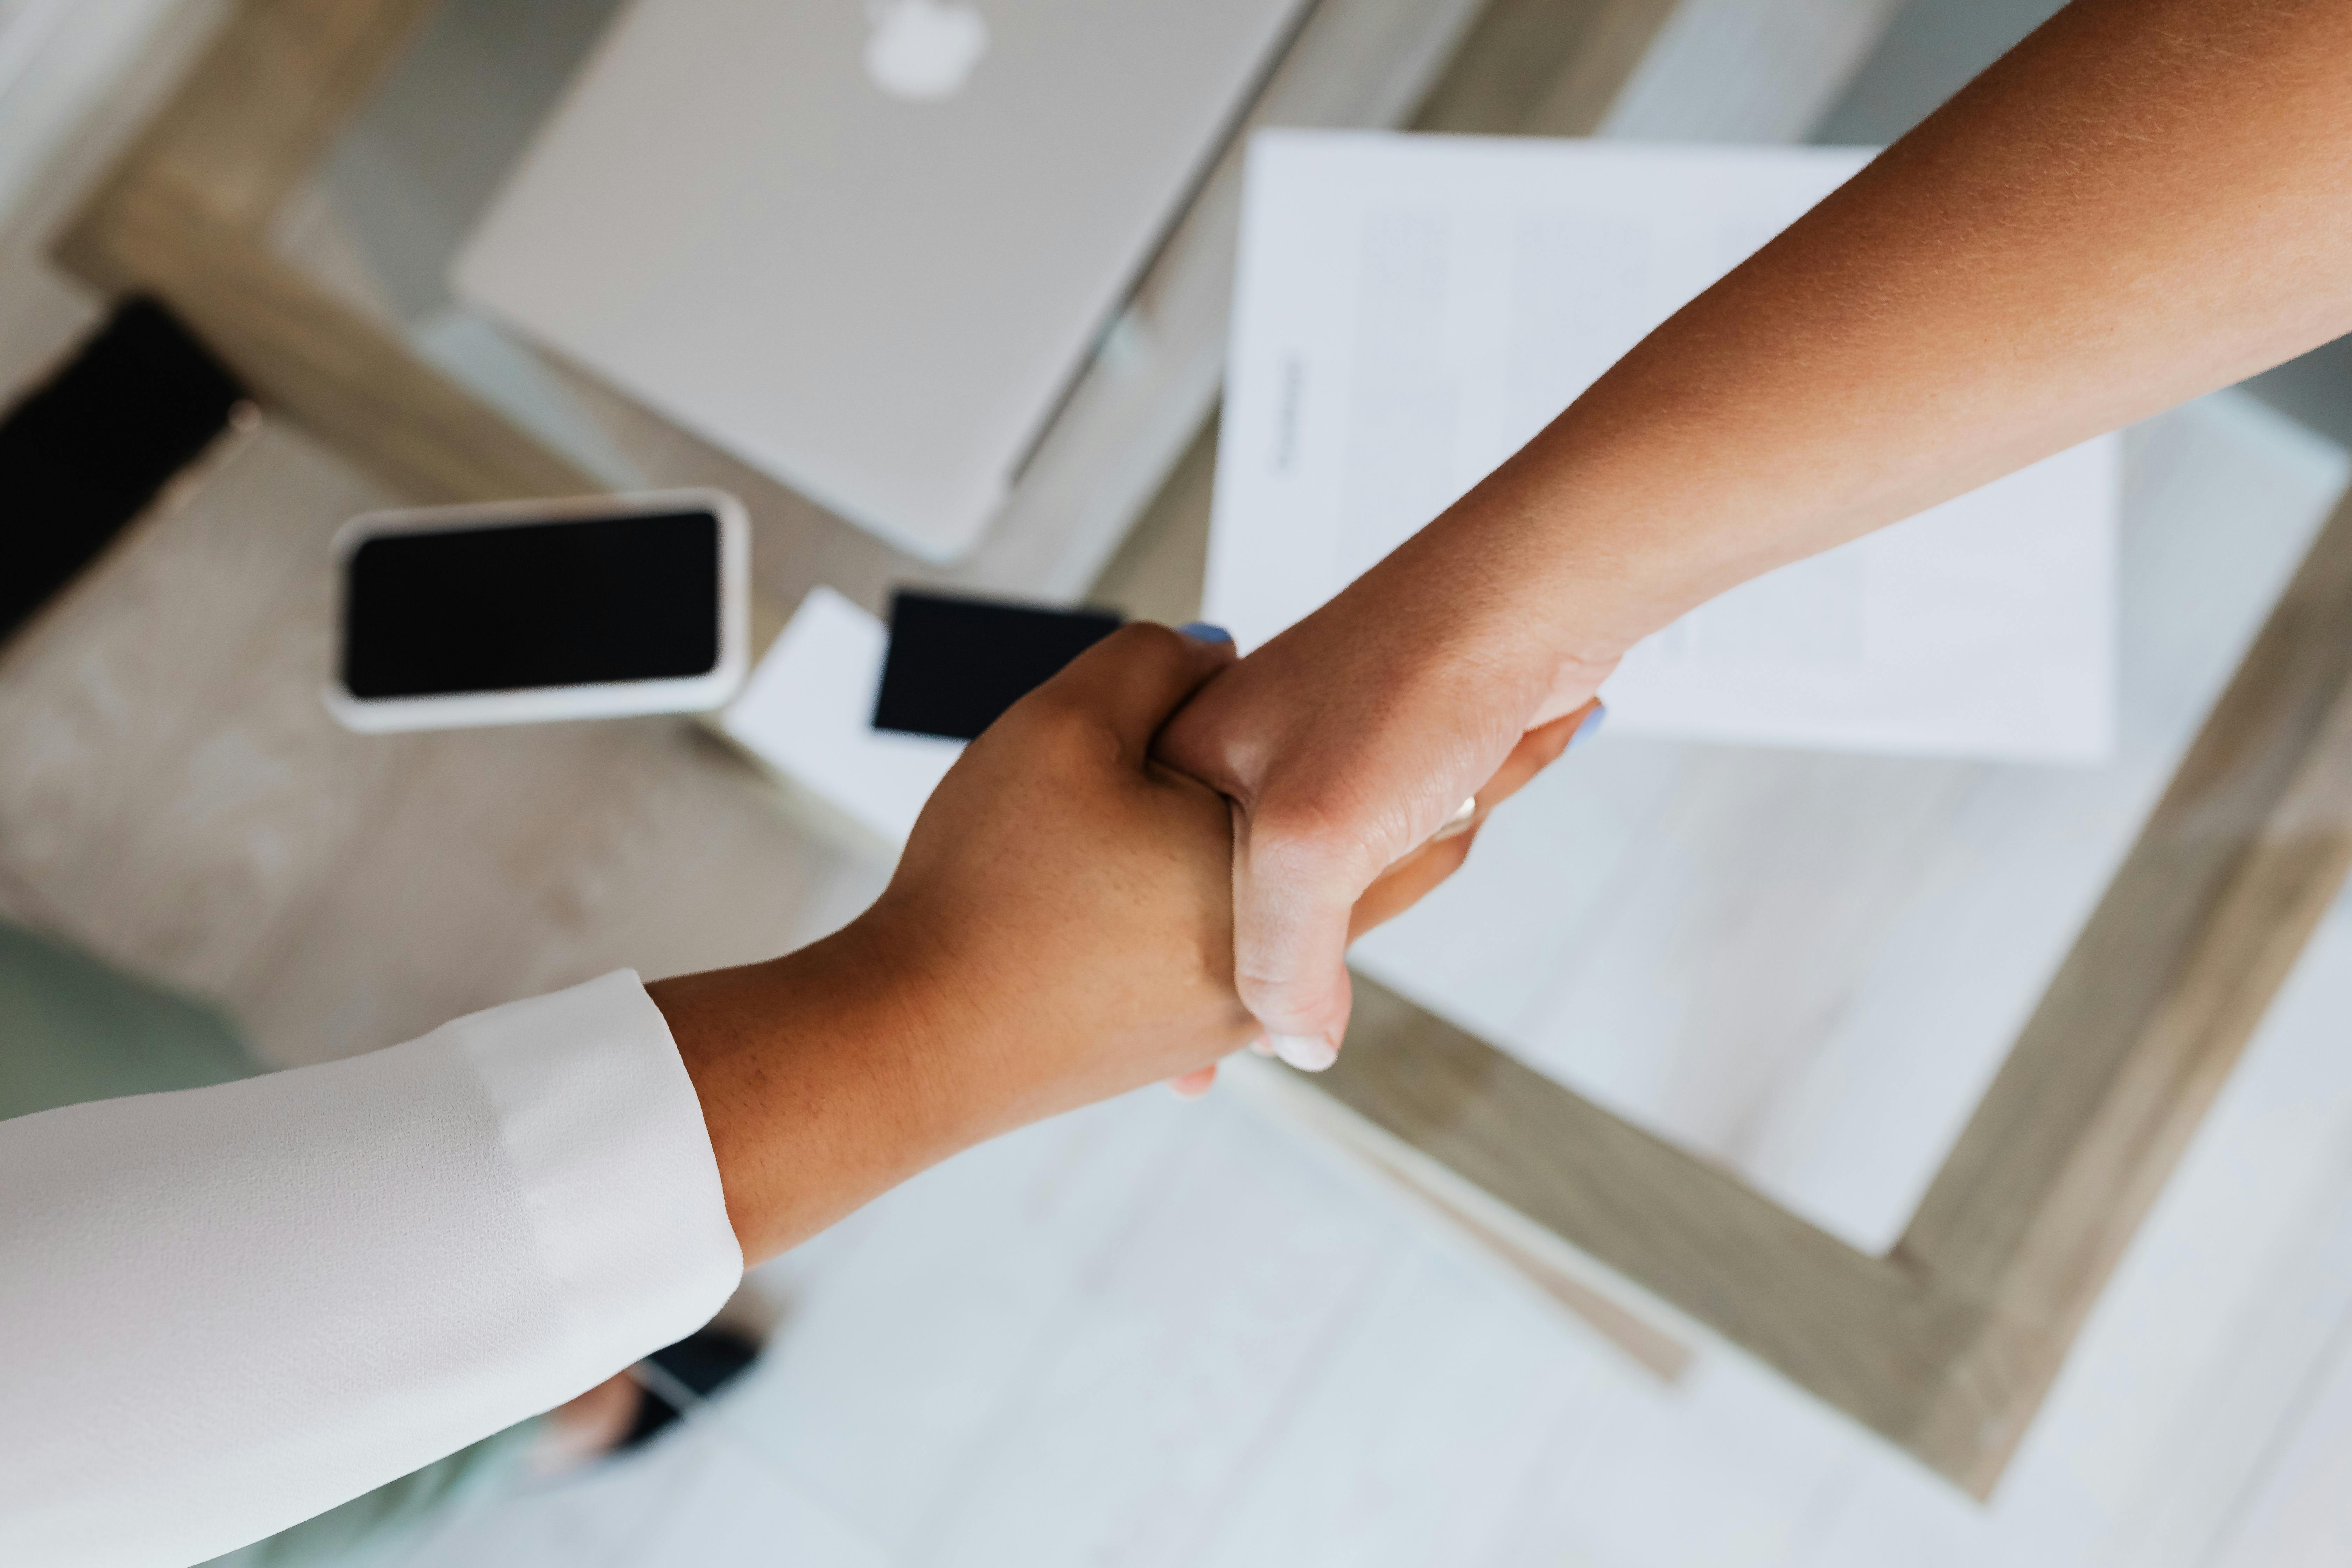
[1249,1036,1276,1056]
[1177,622,1232,644]
[1571,702,1607,748]
[1271,1032,1338,1072]
[1169,1076,1212,1100]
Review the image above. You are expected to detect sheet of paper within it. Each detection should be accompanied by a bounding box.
[1206,131,2119,762]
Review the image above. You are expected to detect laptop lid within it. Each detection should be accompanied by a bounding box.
[452,0,1305,561]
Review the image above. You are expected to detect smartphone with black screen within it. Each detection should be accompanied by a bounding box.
[872,590,1124,741]
[326,491,749,732]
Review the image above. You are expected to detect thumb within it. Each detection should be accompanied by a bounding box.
[1027,622,1237,760]
[1229,812,1362,1072]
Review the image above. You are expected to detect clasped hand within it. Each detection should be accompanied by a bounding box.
[654,621,1581,1262]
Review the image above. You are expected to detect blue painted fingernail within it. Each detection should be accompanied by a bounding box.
[1177,622,1232,644]
[1571,702,1606,748]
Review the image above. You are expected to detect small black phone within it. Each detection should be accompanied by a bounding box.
[327,491,749,732]
[873,590,1122,741]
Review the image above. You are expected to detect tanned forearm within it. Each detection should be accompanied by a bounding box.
[650,930,973,1265]
[1419,0,2352,681]
[1149,0,2352,1058]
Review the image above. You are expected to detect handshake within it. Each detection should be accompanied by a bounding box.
[650,620,1600,1263]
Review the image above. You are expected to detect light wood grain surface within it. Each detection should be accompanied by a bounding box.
[1899,451,2352,1487]
[54,0,440,272]
[81,177,592,501]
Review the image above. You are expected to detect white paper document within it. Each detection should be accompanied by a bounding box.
[1207,131,2119,762]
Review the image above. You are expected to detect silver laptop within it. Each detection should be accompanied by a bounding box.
[453,0,1305,562]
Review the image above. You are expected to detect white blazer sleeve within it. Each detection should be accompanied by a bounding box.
[0,970,743,1568]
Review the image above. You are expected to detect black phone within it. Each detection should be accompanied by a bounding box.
[0,299,243,646]
[328,491,748,732]
[873,590,1123,741]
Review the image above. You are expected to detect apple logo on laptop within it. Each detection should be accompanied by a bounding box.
[864,0,988,101]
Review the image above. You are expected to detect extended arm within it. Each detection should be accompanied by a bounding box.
[2,625,1563,1566]
[1159,0,2352,1065]
[1,629,1255,1567]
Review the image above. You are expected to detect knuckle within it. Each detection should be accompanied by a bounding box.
[1017,683,1090,733]
[981,692,1102,782]
[1233,967,1312,1015]
[1232,967,1349,1040]
[1030,693,1120,768]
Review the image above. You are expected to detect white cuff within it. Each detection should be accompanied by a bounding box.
[0,969,742,1568]
[457,969,745,1379]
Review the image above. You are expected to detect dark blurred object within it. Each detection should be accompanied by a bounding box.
[874,589,1122,741]
[619,1324,763,1450]
[0,299,245,647]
